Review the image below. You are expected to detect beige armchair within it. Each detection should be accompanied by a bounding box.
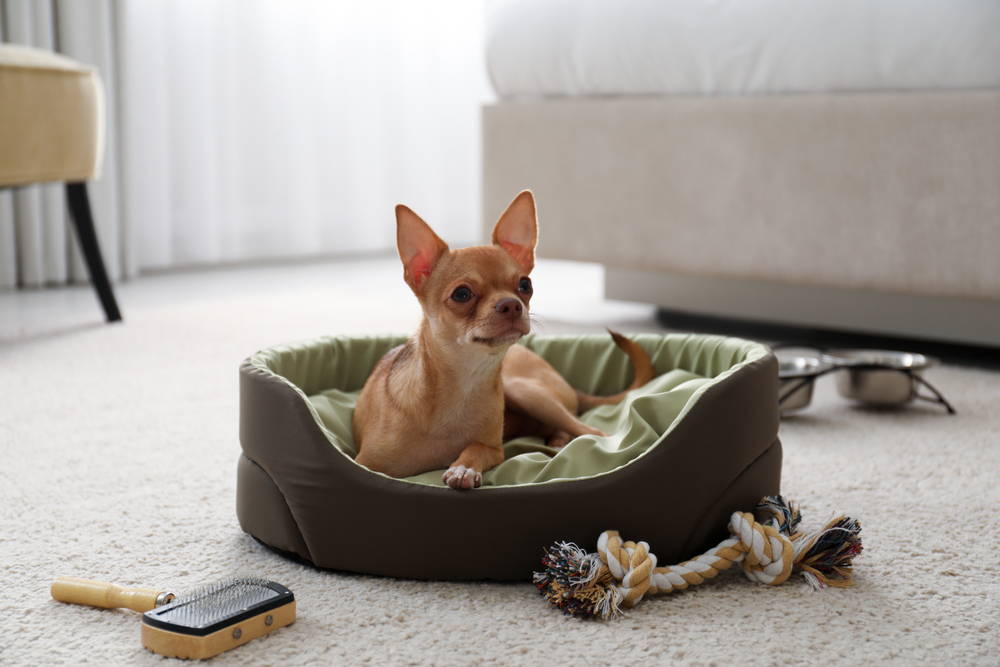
[0,43,121,321]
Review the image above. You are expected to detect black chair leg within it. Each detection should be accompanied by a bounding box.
[65,182,122,322]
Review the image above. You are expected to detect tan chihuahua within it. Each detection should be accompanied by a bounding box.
[353,191,653,489]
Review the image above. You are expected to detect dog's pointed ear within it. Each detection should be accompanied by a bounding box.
[396,204,449,292]
[491,190,537,273]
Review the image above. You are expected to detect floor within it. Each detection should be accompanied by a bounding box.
[2,257,998,665]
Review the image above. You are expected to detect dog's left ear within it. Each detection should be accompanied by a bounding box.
[491,190,537,273]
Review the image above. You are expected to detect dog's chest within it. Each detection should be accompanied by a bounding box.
[405,398,494,460]
[426,403,495,444]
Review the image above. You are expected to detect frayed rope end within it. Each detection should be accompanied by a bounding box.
[795,516,864,589]
[533,541,623,619]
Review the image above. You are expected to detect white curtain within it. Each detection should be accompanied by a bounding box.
[0,0,490,288]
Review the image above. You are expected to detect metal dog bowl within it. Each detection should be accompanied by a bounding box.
[772,345,954,415]
[777,355,833,413]
[825,349,936,407]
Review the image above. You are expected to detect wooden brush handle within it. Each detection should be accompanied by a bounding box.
[51,577,174,612]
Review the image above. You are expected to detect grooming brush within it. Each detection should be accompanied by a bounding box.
[51,576,295,659]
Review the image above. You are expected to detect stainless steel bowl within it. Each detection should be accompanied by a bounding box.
[825,349,937,407]
[778,355,833,413]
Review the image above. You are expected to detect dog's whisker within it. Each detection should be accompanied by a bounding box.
[528,315,548,334]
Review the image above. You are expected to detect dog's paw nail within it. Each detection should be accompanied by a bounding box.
[443,465,482,489]
[445,465,477,489]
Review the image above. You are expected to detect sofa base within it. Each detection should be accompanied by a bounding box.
[607,267,1000,349]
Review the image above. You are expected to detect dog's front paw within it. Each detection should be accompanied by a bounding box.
[443,464,482,490]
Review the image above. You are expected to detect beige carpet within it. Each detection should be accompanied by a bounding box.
[1,257,998,665]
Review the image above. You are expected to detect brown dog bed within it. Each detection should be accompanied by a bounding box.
[236,333,781,581]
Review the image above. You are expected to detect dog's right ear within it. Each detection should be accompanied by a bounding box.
[396,204,449,293]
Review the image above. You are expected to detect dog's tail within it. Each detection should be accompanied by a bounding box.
[576,330,654,412]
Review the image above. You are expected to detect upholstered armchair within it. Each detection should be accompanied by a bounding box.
[0,43,121,322]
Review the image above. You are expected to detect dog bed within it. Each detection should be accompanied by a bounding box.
[236,333,781,581]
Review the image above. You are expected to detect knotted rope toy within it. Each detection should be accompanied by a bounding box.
[533,496,862,619]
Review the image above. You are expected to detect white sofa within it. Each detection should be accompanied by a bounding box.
[482,1,1000,347]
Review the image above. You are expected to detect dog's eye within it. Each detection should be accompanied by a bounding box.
[451,286,473,303]
[518,277,532,294]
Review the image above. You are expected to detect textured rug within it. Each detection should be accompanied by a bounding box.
[1,258,998,665]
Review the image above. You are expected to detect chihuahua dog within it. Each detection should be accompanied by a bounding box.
[353,191,653,489]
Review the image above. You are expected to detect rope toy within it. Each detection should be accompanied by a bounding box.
[533,495,862,619]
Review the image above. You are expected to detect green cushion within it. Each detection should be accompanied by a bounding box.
[248,333,768,488]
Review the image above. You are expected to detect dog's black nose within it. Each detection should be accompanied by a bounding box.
[494,298,523,316]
